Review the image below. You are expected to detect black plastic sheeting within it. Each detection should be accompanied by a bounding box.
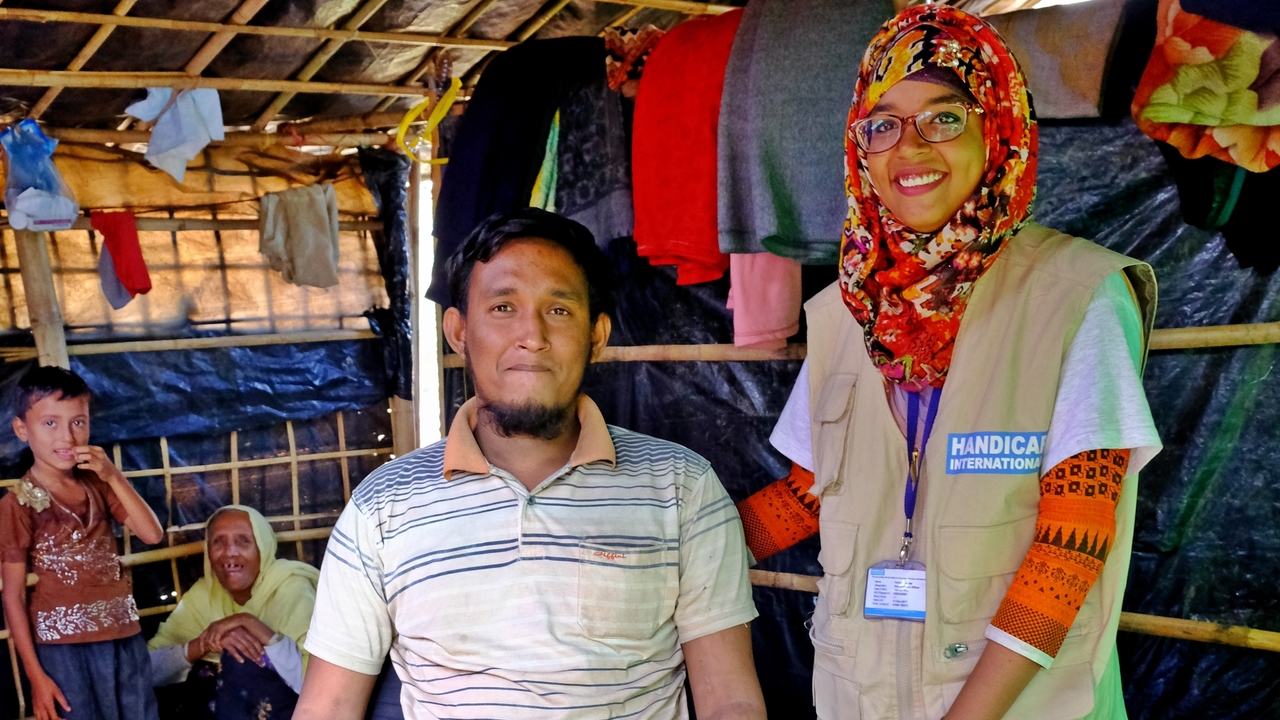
[0,338,387,476]
[443,115,1280,718]
[359,147,414,401]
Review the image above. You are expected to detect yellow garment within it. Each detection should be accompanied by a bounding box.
[147,505,320,670]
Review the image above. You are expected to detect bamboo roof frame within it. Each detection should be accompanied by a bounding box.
[249,0,395,131]
[0,7,516,50]
[0,0,734,130]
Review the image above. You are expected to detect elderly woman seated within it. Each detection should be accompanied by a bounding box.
[148,505,318,720]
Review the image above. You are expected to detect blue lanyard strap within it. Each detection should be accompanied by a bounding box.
[900,389,941,564]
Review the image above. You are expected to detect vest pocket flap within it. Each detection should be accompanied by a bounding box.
[816,373,858,424]
[938,515,1037,580]
[817,522,859,576]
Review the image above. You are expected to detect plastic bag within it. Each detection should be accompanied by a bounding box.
[0,119,79,231]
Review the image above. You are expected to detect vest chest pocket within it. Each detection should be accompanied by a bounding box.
[577,542,677,640]
[813,373,858,495]
[937,515,1037,624]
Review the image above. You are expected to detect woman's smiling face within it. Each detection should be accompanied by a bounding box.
[864,78,987,233]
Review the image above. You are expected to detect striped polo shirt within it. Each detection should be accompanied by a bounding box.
[306,395,757,719]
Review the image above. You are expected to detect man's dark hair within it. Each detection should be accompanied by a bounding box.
[446,208,615,320]
[13,365,91,419]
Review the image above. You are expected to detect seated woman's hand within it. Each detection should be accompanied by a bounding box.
[218,626,268,666]
[207,612,276,645]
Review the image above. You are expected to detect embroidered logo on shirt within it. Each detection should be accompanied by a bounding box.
[593,551,627,561]
[945,432,1047,475]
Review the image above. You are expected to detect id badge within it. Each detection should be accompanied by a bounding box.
[863,560,926,621]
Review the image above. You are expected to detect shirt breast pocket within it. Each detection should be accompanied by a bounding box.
[578,541,677,640]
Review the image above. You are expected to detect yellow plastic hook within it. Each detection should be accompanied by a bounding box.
[396,76,462,164]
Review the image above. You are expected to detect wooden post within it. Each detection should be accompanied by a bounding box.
[409,160,423,447]
[13,230,69,368]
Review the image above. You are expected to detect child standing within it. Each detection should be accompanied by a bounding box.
[0,366,165,720]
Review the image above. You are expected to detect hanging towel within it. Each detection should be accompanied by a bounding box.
[632,10,743,285]
[259,183,341,289]
[97,246,133,311]
[1132,0,1280,173]
[717,0,894,264]
[429,37,606,306]
[530,113,560,211]
[90,211,151,297]
[556,78,634,248]
[727,253,801,350]
[125,88,225,183]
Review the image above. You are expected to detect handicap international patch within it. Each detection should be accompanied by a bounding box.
[945,432,1047,475]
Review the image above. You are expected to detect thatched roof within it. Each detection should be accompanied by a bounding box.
[0,0,730,130]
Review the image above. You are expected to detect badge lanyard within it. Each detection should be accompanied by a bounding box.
[899,388,941,566]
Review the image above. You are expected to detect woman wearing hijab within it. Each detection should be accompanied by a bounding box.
[736,6,1161,719]
[148,506,319,720]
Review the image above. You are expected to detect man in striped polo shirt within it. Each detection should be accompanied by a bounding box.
[295,209,765,719]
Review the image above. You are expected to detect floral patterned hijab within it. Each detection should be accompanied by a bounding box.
[839,5,1037,391]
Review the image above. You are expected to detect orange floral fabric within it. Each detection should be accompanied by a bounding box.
[738,464,820,562]
[992,448,1131,659]
[1131,0,1280,172]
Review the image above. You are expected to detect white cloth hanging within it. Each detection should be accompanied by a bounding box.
[259,183,341,289]
[126,88,225,183]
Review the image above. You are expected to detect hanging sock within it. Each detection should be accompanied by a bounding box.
[125,88,225,183]
[91,211,151,298]
[259,184,341,289]
[97,245,133,310]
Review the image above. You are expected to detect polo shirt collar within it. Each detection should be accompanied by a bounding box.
[442,395,616,480]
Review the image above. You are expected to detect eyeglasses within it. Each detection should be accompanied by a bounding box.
[851,103,984,154]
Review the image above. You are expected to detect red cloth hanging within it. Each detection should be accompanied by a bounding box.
[90,211,151,296]
[631,10,742,285]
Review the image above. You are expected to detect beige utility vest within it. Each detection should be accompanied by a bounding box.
[805,224,1156,720]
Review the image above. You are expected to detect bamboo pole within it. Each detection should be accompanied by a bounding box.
[0,328,378,363]
[429,321,1280,370]
[372,0,505,113]
[119,527,333,567]
[230,431,240,506]
[1,218,383,233]
[13,230,69,368]
[182,0,273,76]
[749,569,819,593]
[609,0,735,13]
[114,444,131,556]
[28,0,139,120]
[1117,612,1280,653]
[459,0,576,88]
[286,110,416,134]
[0,8,516,51]
[0,68,437,98]
[440,343,806,368]
[514,0,577,41]
[337,411,351,501]
[1149,322,1280,351]
[169,511,340,533]
[250,0,394,131]
[286,421,304,557]
[46,127,392,148]
[746,570,1280,653]
[0,447,390,486]
[159,436,184,602]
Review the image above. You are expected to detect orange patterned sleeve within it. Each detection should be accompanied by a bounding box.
[990,448,1131,665]
[737,463,821,562]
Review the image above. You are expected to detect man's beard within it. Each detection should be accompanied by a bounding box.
[466,357,583,441]
[480,398,577,440]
